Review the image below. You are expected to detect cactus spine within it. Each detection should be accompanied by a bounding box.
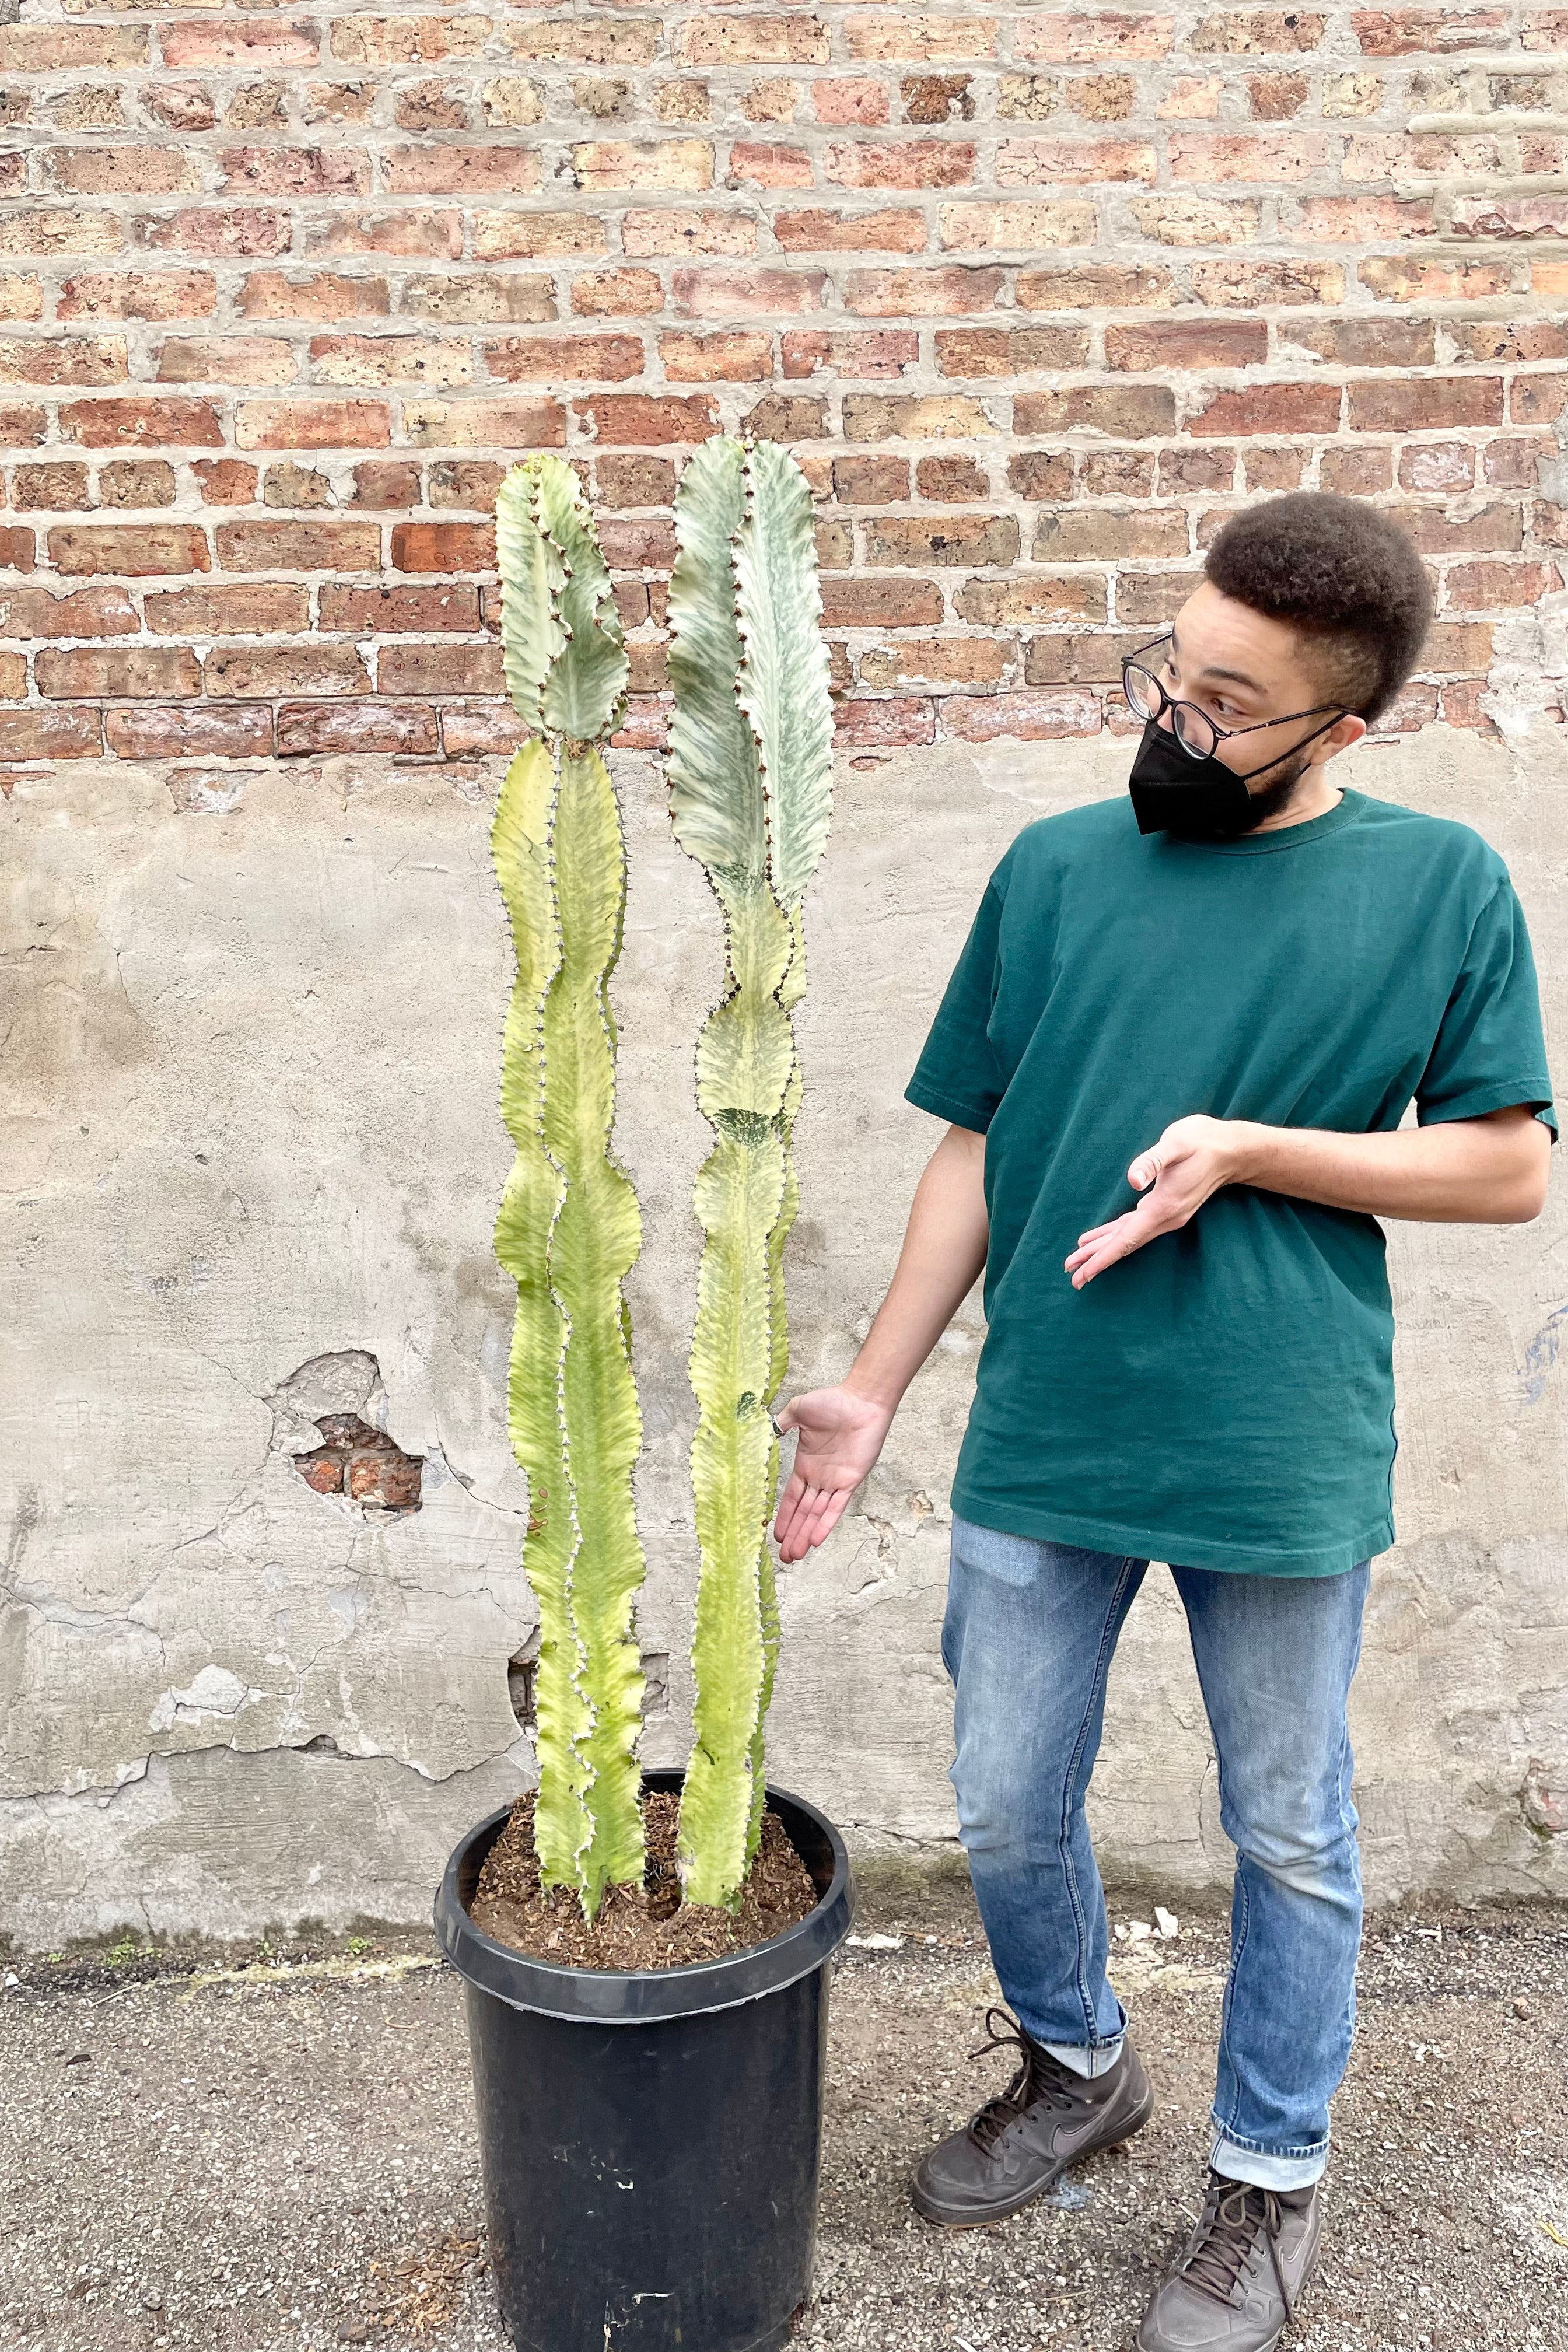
[491,454,646,1920]
[667,438,835,1909]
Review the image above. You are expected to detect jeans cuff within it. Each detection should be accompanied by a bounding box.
[1044,2036,1124,2081]
[1209,2129,1328,2193]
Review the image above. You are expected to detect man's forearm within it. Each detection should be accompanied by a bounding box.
[1226,1107,1550,1224]
[843,1124,989,1413]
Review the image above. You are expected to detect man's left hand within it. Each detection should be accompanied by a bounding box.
[1065,1114,1242,1289]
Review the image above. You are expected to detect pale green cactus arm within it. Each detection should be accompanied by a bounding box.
[670,439,834,1909]
[491,455,644,1919]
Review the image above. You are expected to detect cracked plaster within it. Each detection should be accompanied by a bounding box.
[1,729,1563,1945]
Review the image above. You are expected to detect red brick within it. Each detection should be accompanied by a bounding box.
[661,331,773,381]
[145,210,293,259]
[36,646,200,699]
[623,209,756,259]
[60,396,225,448]
[782,328,920,378]
[1024,629,1144,682]
[0,338,125,387]
[596,456,677,506]
[309,212,465,260]
[204,644,372,698]
[235,399,391,449]
[1191,9,1326,48]
[1128,197,1261,244]
[598,516,679,567]
[1019,263,1177,309]
[1189,258,1343,306]
[402,396,565,447]
[866,514,1020,567]
[1452,195,1568,240]
[486,334,642,382]
[996,136,1156,184]
[156,336,295,384]
[1170,133,1324,181]
[220,148,370,197]
[673,266,824,317]
[570,269,664,317]
[859,633,1007,685]
[12,461,90,510]
[332,14,489,64]
[849,15,996,60]
[0,213,124,260]
[391,521,496,572]
[936,326,1091,374]
[106,705,274,760]
[0,584,137,637]
[575,393,720,444]
[442,702,521,755]
[145,583,310,635]
[194,458,260,505]
[844,265,1003,316]
[0,706,103,758]
[1016,384,1176,435]
[1455,321,1568,366]
[1512,374,1568,425]
[58,271,217,321]
[832,695,936,746]
[377,643,505,695]
[1445,559,1556,608]
[825,140,975,188]
[729,142,815,188]
[775,209,927,253]
[575,139,714,191]
[1018,12,1174,60]
[0,405,58,452]
[1358,256,1511,303]
[46,147,200,197]
[1034,508,1188,559]
[163,20,319,66]
[1437,679,1493,732]
[0,524,34,570]
[1351,8,1507,52]
[217,522,380,572]
[50,523,209,576]
[277,700,440,756]
[821,575,945,626]
[320,583,481,632]
[1105,319,1268,370]
[815,78,891,125]
[384,146,541,195]
[1009,452,1079,500]
[240,271,391,320]
[0,24,148,67]
[939,200,1098,250]
[1187,382,1342,436]
[1346,376,1503,432]
[943,687,1102,740]
[832,454,911,503]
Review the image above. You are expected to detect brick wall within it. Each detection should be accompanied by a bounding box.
[0,2,1564,765]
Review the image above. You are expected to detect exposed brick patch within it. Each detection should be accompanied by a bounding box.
[294,1414,425,1513]
[0,2,1558,751]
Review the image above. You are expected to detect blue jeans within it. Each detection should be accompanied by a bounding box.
[943,1516,1370,2193]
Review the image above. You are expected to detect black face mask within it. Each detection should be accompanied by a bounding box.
[1127,716,1340,839]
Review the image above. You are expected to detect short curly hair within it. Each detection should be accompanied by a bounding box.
[1203,492,1432,724]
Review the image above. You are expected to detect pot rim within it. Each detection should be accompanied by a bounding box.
[434,1767,855,2024]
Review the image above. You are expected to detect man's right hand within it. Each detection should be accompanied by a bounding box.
[772,1385,895,1563]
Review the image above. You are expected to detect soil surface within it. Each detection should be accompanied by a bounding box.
[469,1790,818,1968]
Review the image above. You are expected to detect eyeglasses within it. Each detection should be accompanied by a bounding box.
[1121,633,1343,762]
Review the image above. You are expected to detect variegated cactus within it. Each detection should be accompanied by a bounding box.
[667,439,834,1909]
[489,439,832,1924]
[491,453,647,1921]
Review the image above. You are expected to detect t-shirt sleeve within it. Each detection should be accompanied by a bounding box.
[904,869,1010,1134]
[1415,876,1558,1139]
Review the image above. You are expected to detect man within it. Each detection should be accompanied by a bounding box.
[773,494,1555,2352]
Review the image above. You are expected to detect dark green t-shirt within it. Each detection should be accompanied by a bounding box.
[906,788,1556,1577]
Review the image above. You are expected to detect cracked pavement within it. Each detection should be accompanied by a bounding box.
[4,1885,1564,2352]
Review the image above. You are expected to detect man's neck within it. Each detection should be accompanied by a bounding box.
[1250,771,1345,835]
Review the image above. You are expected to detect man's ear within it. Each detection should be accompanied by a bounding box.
[1315,712,1368,764]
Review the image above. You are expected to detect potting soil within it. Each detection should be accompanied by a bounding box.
[470,1791,818,1968]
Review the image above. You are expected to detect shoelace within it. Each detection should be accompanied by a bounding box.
[965,2006,1084,2152]
[1175,2171,1296,2315]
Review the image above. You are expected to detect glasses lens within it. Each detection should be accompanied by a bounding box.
[1123,662,1161,721]
[1172,701,1218,760]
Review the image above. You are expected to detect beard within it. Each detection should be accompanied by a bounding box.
[1227,752,1314,834]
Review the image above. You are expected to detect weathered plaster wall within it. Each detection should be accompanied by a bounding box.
[2,723,1563,1944]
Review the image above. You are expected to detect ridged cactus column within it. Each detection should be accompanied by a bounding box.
[667,438,835,1909]
[491,453,648,1920]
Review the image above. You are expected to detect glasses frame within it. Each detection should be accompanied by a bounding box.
[1121,632,1344,763]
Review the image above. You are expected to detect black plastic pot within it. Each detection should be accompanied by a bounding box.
[435,1768,855,2352]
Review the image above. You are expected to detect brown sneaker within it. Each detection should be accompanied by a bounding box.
[910,2006,1153,2227]
[1136,2170,1323,2352]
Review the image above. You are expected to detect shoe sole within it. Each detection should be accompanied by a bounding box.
[909,2078,1156,2229]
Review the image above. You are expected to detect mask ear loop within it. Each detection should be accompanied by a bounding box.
[1232,710,1348,784]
